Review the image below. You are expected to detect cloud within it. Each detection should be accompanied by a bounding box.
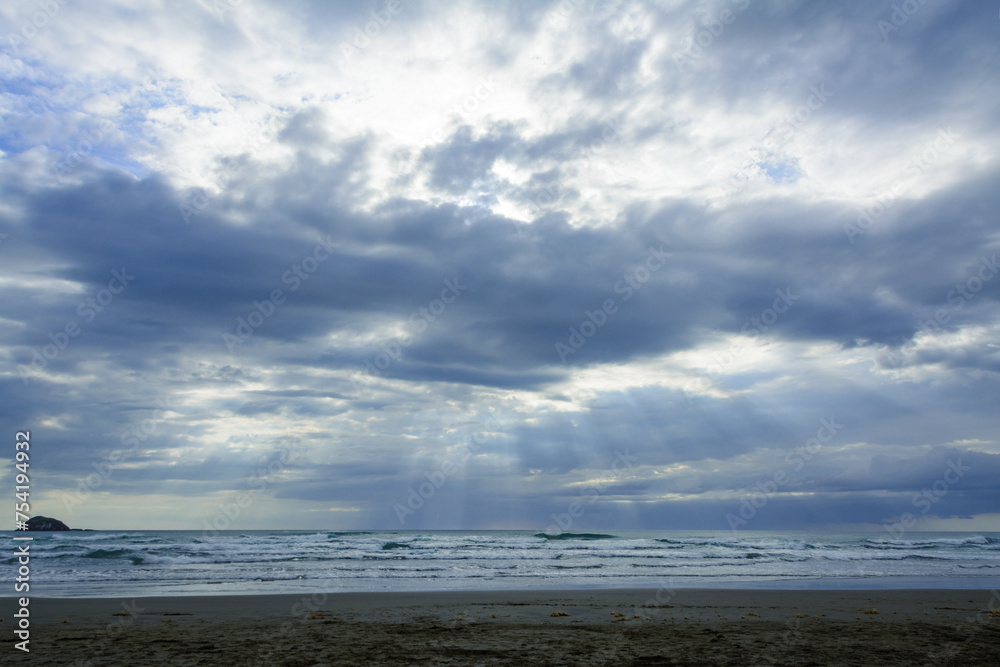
[0,0,997,530]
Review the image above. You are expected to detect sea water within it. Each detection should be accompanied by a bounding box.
[4,530,1000,597]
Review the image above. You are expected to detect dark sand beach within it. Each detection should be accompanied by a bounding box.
[9,588,1000,665]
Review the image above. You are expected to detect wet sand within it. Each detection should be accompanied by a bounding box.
[8,588,1000,665]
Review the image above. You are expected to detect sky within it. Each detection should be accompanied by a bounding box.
[1,0,998,532]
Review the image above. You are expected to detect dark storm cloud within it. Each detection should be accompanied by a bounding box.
[3,157,995,374]
[423,123,522,194]
[2,150,997,460]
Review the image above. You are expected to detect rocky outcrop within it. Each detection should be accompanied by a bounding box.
[25,516,71,531]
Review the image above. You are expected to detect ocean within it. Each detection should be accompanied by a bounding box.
[5,530,1000,598]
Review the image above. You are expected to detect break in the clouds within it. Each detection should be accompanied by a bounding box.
[1,0,998,532]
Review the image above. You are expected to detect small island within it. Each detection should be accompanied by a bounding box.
[25,516,71,531]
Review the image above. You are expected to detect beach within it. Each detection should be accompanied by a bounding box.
[11,588,1000,665]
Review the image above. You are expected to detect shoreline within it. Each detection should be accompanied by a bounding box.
[13,574,1000,600]
[10,588,1000,665]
